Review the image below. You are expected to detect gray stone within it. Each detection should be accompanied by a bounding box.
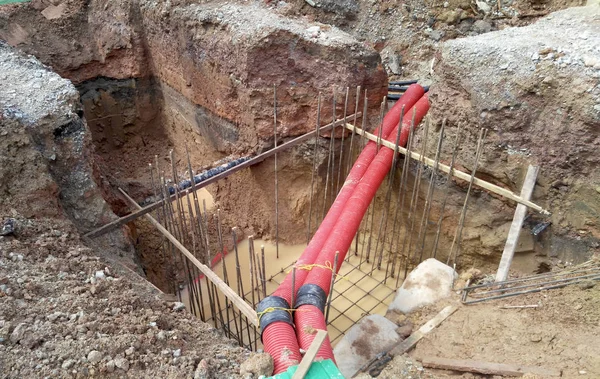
[388,258,457,314]
[9,323,26,344]
[172,302,186,311]
[472,20,492,34]
[333,314,402,379]
[307,0,359,18]
[87,350,103,364]
[61,359,75,369]
[105,360,115,373]
[429,30,445,42]
[194,359,211,379]
[114,357,129,371]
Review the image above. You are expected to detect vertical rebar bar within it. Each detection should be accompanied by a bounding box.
[184,147,206,320]
[155,156,178,296]
[185,190,203,319]
[248,235,257,308]
[248,236,259,351]
[203,199,225,330]
[431,123,463,259]
[403,115,430,277]
[329,89,337,206]
[215,209,234,339]
[149,162,176,295]
[291,266,297,308]
[364,97,387,265]
[395,116,417,288]
[261,245,267,298]
[307,93,322,244]
[336,87,349,195]
[325,251,340,324]
[448,128,487,267]
[321,91,335,221]
[161,174,185,301]
[232,228,252,348]
[273,86,279,259]
[355,89,369,259]
[387,122,414,285]
[347,86,361,175]
[375,106,405,272]
[416,119,446,263]
[170,150,199,318]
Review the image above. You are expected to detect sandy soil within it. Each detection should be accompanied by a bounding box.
[366,274,600,378]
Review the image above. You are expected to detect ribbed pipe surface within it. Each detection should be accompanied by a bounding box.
[295,304,335,362]
[271,84,425,305]
[261,321,303,374]
[296,94,430,353]
[264,86,428,375]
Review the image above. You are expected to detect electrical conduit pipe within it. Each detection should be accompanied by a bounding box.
[294,94,430,362]
[258,85,426,374]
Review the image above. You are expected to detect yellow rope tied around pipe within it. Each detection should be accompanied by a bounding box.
[257,307,309,328]
[290,260,348,280]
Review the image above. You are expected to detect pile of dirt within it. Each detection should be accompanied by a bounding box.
[428,5,600,266]
[280,0,586,80]
[0,217,248,378]
[407,281,600,377]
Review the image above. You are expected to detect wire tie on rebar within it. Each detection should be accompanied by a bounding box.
[289,261,348,280]
[256,307,308,328]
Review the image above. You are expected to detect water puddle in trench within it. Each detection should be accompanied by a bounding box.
[179,236,397,348]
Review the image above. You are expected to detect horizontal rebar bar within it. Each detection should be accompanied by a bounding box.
[118,188,260,327]
[463,274,600,305]
[343,122,550,214]
[85,112,363,240]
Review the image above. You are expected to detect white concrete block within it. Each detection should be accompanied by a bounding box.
[388,258,457,314]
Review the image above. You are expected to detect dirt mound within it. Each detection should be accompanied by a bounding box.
[429,6,600,265]
[0,217,248,378]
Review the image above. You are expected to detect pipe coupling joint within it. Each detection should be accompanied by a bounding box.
[294,284,327,313]
[256,296,294,340]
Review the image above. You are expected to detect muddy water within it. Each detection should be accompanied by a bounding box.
[180,187,215,212]
[179,237,397,348]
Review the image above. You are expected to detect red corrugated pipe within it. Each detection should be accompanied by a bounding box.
[294,94,430,361]
[258,86,427,375]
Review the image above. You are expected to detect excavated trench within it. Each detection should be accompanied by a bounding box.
[4,0,590,297]
[76,74,552,298]
[3,0,600,377]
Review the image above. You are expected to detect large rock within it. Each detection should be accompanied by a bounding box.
[333,314,402,379]
[388,259,457,314]
[1,1,387,152]
[0,42,136,266]
[0,0,147,83]
[429,6,600,265]
[0,42,107,227]
[139,2,387,151]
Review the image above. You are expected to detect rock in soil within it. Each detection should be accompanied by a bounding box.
[239,352,274,377]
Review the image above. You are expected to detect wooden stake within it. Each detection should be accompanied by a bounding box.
[343,123,549,215]
[292,329,329,379]
[118,188,259,327]
[389,305,458,356]
[420,357,561,377]
[495,165,539,282]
